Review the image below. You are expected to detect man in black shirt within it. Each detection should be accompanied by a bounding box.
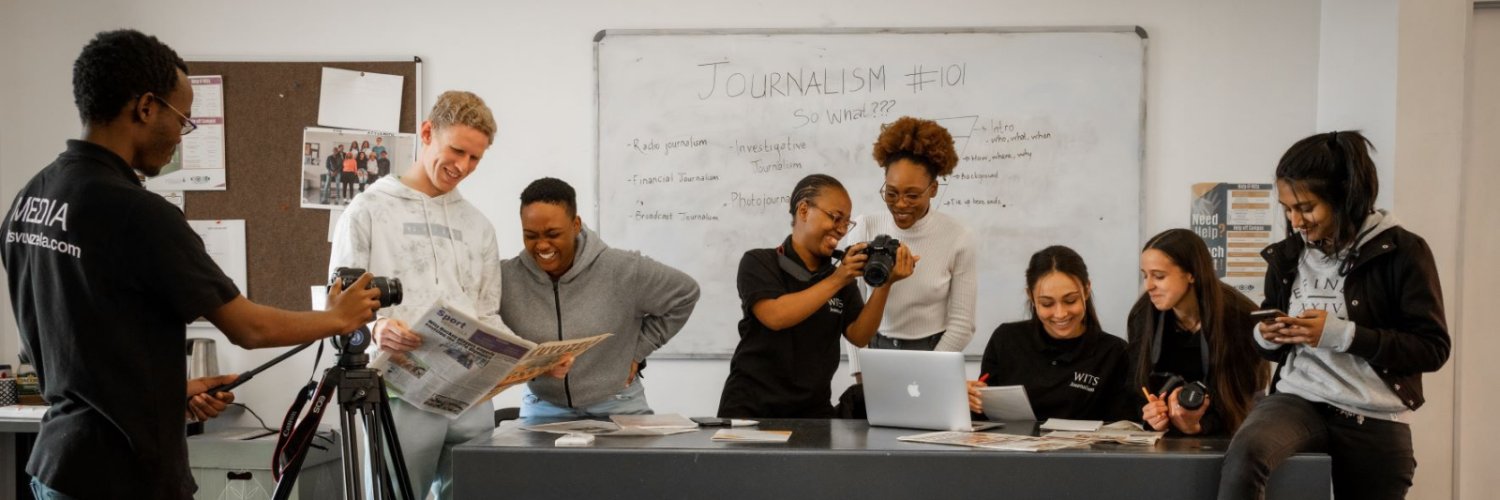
[2,29,383,499]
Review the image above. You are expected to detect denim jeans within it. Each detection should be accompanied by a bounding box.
[519,380,653,422]
[869,331,945,350]
[1218,392,1415,500]
[31,478,79,500]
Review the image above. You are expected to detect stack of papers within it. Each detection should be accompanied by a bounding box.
[522,413,700,437]
[1044,421,1164,446]
[609,414,698,431]
[710,429,792,443]
[897,431,1088,452]
[1039,418,1102,432]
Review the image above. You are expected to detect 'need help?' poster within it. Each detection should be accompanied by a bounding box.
[1191,183,1276,304]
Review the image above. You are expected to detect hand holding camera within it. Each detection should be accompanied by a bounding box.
[839,235,920,288]
[327,267,402,333]
[1143,372,1212,434]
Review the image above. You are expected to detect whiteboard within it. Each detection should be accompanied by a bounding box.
[595,28,1146,358]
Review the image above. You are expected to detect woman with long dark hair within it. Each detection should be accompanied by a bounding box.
[966,245,1129,421]
[718,174,916,418]
[1217,131,1449,500]
[1128,229,1268,436]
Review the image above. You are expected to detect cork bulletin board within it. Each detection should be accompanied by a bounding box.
[181,59,420,310]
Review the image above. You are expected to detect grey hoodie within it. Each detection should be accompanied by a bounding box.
[330,175,510,344]
[1255,210,1409,421]
[500,226,700,408]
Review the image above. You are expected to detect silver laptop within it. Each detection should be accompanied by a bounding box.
[860,349,1000,432]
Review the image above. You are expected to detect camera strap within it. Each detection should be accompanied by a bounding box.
[272,376,337,483]
[776,244,837,283]
[1150,310,1210,384]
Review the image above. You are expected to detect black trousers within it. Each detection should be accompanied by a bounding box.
[1218,392,1415,500]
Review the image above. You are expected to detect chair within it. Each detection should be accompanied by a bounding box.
[494,406,521,426]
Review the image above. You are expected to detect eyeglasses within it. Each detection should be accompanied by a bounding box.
[879,181,938,205]
[805,201,856,232]
[150,94,197,135]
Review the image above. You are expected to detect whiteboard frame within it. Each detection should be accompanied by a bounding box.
[593,27,1149,359]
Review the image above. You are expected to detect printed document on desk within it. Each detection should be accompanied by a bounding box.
[372,300,611,418]
[978,385,1037,422]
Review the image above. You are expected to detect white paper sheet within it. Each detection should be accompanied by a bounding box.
[318,67,404,133]
[1039,418,1103,432]
[979,385,1037,422]
[146,75,227,192]
[158,191,185,212]
[328,207,345,242]
[188,219,247,294]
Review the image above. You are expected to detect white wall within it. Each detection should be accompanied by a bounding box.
[1395,1,1471,498]
[1458,7,1500,498]
[1318,0,1398,210]
[0,0,1323,430]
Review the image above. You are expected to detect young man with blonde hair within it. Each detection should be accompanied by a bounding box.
[330,90,553,498]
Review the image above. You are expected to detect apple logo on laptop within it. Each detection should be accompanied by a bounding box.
[907,382,921,398]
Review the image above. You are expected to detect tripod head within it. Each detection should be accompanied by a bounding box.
[331,326,374,369]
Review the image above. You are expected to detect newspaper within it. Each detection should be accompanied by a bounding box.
[897,431,1089,452]
[372,300,612,418]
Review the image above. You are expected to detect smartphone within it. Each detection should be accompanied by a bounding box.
[690,417,730,427]
[1250,309,1288,324]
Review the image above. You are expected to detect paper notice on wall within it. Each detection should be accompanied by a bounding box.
[1191,183,1275,303]
[188,219,248,295]
[318,67,404,133]
[158,191,185,212]
[146,76,226,192]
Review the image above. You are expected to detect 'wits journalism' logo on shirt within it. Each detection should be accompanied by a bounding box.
[1070,371,1101,393]
[827,297,845,315]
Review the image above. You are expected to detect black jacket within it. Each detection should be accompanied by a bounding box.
[1259,225,1450,410]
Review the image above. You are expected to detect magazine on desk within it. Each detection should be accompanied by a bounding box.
[372,299,611,418]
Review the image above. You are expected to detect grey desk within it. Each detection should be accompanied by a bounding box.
[454,419,1330,500]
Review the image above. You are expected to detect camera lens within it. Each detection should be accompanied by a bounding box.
[1178,382,1207,410]
[861,235,898,287]
[381,278,403,307]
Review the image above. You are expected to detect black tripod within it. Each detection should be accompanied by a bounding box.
[272,327,415,500]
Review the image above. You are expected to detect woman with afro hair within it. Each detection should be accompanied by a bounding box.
[843,117,978,385]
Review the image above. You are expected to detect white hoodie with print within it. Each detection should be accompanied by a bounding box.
[329,175,511,343]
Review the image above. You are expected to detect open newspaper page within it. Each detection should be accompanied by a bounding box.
[371,300,611,418]
[897,431,1089,452]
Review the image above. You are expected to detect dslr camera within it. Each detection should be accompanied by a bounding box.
[1151,372,1208,410]
[329,267,404,309]
[851,234,901,287]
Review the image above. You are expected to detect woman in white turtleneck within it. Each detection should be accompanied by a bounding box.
[844,116,978,387]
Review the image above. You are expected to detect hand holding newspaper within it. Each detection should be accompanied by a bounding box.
[372,299,612,418]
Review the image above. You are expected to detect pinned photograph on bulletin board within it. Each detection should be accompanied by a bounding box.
[300,126,415,210]
[145,75,226,192]
[1191,182,1276,303]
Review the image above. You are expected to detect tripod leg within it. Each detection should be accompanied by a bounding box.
[378,389,418,500]
[363,407,394,500]
[342,405,365,500]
